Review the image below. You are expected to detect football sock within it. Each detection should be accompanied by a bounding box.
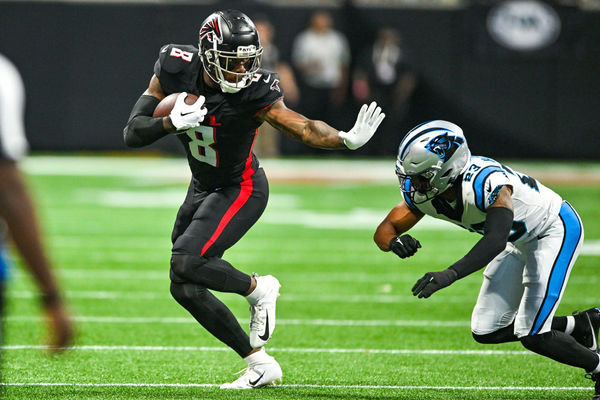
[170,281,253,358]
[244,348,271,366]
[551,316,575,335]
[520,330,600,371]
[246,278,268,305]
[565,316,576,335]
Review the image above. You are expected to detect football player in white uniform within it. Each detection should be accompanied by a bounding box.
[374,120,600,399]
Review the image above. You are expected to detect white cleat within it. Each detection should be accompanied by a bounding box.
[249,274,281,348]
[219,356,282,389]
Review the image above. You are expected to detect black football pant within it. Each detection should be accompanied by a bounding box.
[473,317,599,372]
[169,168,268,358]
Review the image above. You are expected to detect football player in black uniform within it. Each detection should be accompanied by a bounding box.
[123,9,384,389]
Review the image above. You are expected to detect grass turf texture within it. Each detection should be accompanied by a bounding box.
[2,157,599,399]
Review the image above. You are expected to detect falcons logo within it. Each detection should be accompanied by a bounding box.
[199,17,223,44]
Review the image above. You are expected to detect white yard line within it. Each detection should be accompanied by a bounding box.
[9,290,600,305]
[7,290,476,303]
[1,344,529,355]
[10,268,600,282]
[21,155,600,184]
[0,382,591,391]
[4,315,470,327]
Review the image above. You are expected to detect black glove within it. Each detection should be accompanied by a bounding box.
[411,268,458,298]
[389,235,421,259]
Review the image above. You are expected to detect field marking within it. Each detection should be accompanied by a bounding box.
[0,382,591,391]
[7,290,477,303]
[4,315,470,327]
[21,155,600,186]
[1,344,530,355]
[10,268,600,283]
[11,289,600,306]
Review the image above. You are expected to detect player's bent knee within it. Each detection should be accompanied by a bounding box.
[520,332,549,352]
[472,322,518,344]
[472,332,495,344]
[170,253,207,281]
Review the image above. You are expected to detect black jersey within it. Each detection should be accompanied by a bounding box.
[153,44,284,190]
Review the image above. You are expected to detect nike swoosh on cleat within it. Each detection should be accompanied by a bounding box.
[249,371,265,387]
[259,314,270,341]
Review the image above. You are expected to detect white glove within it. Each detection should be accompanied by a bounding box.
[169,92,207,131]
[338,101,385,150]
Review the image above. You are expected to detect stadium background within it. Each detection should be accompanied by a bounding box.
[1,0,600,399]
[0,0,599,158]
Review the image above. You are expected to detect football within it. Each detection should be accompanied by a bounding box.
[152,93,199,118]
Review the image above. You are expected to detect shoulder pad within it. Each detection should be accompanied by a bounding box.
[236,69,283,109]
[154,44,199,75]
[248,70,283,96]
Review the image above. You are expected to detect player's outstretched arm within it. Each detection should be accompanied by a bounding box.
[412,185,514,299]
[123,75,176,148]
[374,202,424,258]
[258,100,384,150]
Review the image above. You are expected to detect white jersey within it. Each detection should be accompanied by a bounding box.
[0,53,28,161]
[403,156,563,244]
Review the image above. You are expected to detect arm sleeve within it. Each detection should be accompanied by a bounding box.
[449,206,513,279]
[122,95,169,148]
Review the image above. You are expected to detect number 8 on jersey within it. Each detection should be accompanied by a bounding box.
[185,125,218,167]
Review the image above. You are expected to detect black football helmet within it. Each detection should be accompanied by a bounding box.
[198,9,263,93]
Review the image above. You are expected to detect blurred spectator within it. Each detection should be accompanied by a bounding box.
[0,53,73,354]
[253,16,300,157]
[291,10,350,128]
[352,27,418,155]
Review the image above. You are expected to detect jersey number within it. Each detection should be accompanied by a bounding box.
[170,47,193,62]
[185,126,218,166]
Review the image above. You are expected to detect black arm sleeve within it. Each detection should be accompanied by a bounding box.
[449,206,514,279]
[123,95,169,148]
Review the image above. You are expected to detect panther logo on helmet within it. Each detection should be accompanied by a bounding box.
[199,17,223,44]
[425,133,464,163]
[395,120,471,204]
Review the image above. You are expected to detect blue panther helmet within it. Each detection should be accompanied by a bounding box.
[395,120,470,204]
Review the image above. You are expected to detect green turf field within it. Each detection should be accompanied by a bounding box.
[2,157,599,399]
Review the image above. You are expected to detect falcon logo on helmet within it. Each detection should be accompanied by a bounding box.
[199,17,223,45]
[198,10,263,94]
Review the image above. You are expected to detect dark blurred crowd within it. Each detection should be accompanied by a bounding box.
[254,9,419,157]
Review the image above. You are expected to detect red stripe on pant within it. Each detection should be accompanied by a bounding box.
[200,177,254,256]
[200,133,257,256]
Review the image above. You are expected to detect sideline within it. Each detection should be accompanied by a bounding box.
[22,155,600,185]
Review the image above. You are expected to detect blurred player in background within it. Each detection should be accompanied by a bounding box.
[252,15,299,158]
[0,53,73,355]
[351,27,417,155]
[292,10,350,129]
[123,9,384,389]
[374,120,600,400]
